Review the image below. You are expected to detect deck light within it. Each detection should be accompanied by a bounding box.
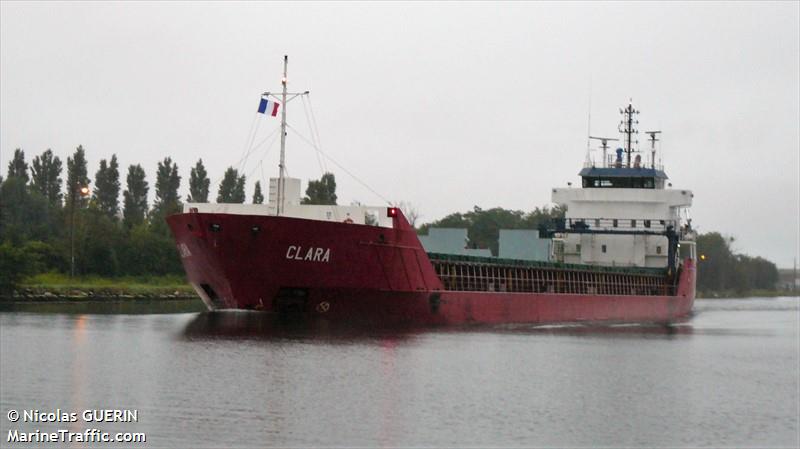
[387,207,398,217]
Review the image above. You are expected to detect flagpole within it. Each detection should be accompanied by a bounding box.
[278,55,288,216]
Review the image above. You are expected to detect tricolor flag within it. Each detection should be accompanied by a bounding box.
[257,97,280,116]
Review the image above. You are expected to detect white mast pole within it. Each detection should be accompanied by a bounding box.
[278,55,288,215]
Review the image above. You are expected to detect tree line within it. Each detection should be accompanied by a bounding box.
[695,232,779,294]
[0,145,781,295]
[0,146,276,292]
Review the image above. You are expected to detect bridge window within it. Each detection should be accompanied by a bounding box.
[613,219,618,227]
[631,219,637,228]
[602,244,607,253]
[644,219,651,228]
[656,246,662,255]
[582,176,657,189]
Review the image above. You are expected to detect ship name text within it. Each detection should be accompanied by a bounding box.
[286,245,331,263]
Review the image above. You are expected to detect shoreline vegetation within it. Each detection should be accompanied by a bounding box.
[696,290,799,299]
[1,273,196,302]
[1,273,796,303]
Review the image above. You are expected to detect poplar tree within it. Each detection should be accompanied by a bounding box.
[30,149,63,206]
[123,164,148,228]
[1,149,53,243]
[252,181,264,204]
[188,159,210,203]
[302,172,337,205]
[217,167,245,203]
[66,145,91,208]
[152,157,181,217]
[6,149,28,182]
[93,154,120,219]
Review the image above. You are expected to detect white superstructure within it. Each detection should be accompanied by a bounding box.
[550,103,696,269]
[183,176,393,227]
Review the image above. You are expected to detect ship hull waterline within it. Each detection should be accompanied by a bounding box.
[167,211,695,327]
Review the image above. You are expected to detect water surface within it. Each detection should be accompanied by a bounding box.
[1,297,798,448]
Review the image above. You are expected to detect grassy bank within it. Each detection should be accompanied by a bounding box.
[7,273,798,302]
[3,272,196,301]
[697,289,799,299]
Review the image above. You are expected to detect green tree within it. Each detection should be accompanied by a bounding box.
[696,232,736,292]
[123,164,148,229]
[118,224,183,275]
[521,205,566,229]
[152,157,181,217]
[418,212,469,234]
[93,154,120,220]
[0,177,51,243]
[20,240,66,274]
[302,172,337,205]
[6,149,29,183]
[0,242,30,294]
[66,145,91,209]
[252,181,264,204]
[30,149,63,206]
[217,167,246,203]
[75,207,123,276]
[188,159,210,203]
[732,255,779,292]
[418,205,565,256]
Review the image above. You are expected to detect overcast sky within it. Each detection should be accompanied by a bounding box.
[1,2,798,267]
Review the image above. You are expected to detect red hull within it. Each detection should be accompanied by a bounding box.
[167,210,695,326]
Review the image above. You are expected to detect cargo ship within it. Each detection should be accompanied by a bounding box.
[167,57,696,325]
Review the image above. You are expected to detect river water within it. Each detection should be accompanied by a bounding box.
[1,297,798,448]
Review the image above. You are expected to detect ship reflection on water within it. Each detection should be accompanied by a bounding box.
[181,309,697,342]
[181,311,425,343]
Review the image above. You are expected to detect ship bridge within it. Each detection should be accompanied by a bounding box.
[550,102,695,270]
[578,166,668,189]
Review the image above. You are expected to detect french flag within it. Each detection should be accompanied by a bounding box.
[257,98,280,117]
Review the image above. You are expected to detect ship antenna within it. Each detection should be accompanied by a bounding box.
[277,55,289,216]
[585,79,592,166]
[589,136,619,168]
[618,99,639,168]
[646,130,661,169]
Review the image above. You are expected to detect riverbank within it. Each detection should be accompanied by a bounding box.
[1,273,196,302]
[697,289,799,299]
[4,272,797,302]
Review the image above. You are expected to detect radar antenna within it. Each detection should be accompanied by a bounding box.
[618,100,639,168]
[645,130,661,169]
[589,136,619,168]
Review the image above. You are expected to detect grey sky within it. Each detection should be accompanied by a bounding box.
[2,2,798,267]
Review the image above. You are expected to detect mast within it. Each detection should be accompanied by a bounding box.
[262,55,309,216]
[646,130,661,169]
[619,101,639,168]
[278,55,288,216]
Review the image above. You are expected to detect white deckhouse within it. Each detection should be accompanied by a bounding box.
[550,103,696,271]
